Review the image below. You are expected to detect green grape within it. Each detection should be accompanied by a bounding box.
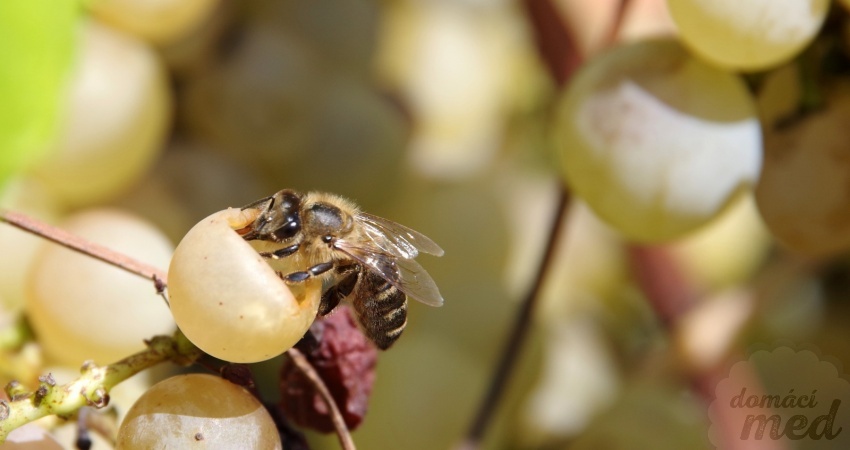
[88,0,221,46]
[670,194,770,291]
[554,38,761,242]
[116,374,282,449]
[25,209,175,366]
[33,20,171,208]
[168,208,321,363]
[667,0,829,71]
[379,2,521,179]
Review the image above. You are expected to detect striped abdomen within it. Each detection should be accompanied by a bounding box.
[352,270,408,350]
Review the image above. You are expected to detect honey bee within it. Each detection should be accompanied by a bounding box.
[237,189,444,349]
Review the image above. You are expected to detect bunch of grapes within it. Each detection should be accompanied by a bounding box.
[556,0,830,248]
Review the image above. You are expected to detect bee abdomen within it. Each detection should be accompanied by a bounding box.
[354,272,408,350]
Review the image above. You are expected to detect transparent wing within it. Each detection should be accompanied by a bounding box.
[335,239,444,307]
[356,212,444,259]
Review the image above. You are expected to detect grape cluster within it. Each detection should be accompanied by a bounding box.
[553,0,850,258]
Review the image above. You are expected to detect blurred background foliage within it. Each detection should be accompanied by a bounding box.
[3,0,850,449]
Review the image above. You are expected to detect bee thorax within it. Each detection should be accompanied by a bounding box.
[304,203,350,236]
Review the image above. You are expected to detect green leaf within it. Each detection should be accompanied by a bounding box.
[0,1,78,188]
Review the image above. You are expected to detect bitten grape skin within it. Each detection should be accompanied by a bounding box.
[168,208,321,363]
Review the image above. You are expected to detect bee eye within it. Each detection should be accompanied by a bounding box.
[273,217,301,241]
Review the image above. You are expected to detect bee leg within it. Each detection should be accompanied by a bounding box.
[280,261,335,284]
[318,265,360,316]
[259,243,300,260]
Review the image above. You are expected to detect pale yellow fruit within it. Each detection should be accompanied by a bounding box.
[25,209,175,366]
[33,20,171,208]
[0,178,61,312]
[756,63,802,128]
[555,38,761,242]
[668,0,829,71]
[116,374,281,449]
[88,0,220,46]
[378,2,522,179]
[168,208,321,363]
[670,194,771,291]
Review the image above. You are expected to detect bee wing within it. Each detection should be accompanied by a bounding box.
[356,212,445,259]
[394,257,444,307]
[335,240,445,307]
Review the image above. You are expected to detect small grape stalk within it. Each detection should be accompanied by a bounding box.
[0,331,202,443]
[280,304,378,433]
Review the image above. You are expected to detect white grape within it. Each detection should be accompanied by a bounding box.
[88,0,220,46]
[168,208,321,363]
[25,209,175,366]
[380,2,522,179]
[0,178,61,313]
[116,374,282,449]
[554,38,761,242]
[33,20,171,208]
[670,194,771,290]
[667,0,829,71]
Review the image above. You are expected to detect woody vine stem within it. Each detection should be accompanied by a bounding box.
[0,209,355,449]
[457,0,627,448]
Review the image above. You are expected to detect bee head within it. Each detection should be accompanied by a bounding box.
[243,190,302,243]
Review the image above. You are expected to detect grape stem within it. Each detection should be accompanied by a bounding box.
[0,210,356,448]
[457,0,631,448]
[287,347,357,450]
[457,186,570,450]
[0,330,201,442]
[0,209,168,286]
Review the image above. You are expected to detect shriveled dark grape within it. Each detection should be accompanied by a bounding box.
[280,305,377,433]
